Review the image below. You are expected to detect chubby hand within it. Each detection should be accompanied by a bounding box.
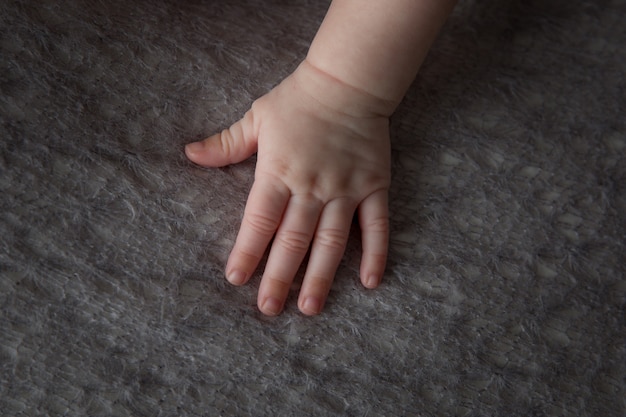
[185,60,391,316]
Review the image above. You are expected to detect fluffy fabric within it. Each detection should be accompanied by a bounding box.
[1,0,624,415]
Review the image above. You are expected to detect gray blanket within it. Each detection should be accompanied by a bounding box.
[1,0,624,415]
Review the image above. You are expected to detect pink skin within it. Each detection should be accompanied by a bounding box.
[186,0,456,315]
[185,60,390,316]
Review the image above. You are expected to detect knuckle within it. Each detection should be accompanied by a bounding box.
[368,253,388,264]
[219,128,234,158]
[303,274,335,290]
[266,276,293,288]
[363,216,389,233]
[315,227,347,250]
[245,212,279,236]
[220,119,248,158]
[235,246,263,263]
[276,230,311,254]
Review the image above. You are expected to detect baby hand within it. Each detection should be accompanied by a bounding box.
[185,60,391,316]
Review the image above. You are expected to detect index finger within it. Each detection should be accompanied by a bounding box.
[225,176,290,285]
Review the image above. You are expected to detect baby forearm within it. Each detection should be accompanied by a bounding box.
[306,0,457,114]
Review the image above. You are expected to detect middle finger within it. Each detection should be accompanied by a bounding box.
[257,194,323,315]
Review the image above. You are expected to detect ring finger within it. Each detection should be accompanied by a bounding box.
[298,197,356,315]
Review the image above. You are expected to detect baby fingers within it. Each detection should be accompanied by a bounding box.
[256,194,324,316]
[185,110,257,167]
[358,189,389,289]
[298,198,355,315]
[225,178,290,287]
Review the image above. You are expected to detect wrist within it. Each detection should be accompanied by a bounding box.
[294,58,399,118]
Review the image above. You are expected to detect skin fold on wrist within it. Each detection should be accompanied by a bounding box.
[294,59,400,119]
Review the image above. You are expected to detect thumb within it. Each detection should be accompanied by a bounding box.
[185,109,258,167]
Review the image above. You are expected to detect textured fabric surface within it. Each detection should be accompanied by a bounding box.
[1,0,624,416]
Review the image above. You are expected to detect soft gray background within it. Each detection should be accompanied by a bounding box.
[1,0,624,416]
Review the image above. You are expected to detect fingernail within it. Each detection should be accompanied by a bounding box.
[365,275,379,288]
[261,297,283,316]
[227,270,246,286]
[302,297,321,315]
